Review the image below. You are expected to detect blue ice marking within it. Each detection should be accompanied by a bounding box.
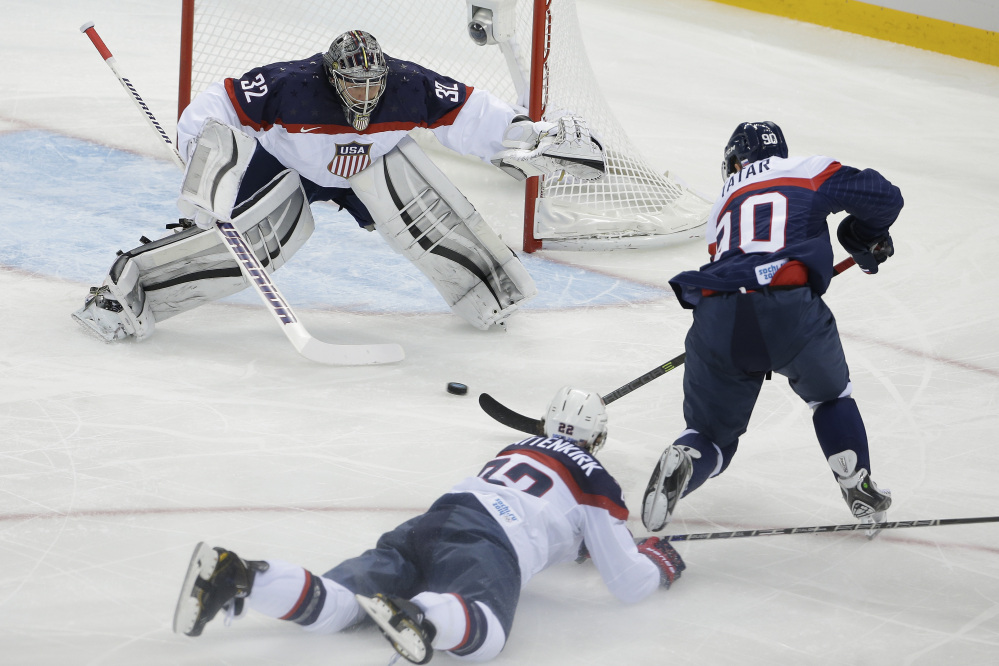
[0,131,668,312]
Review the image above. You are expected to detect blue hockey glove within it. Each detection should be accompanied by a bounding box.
[635,537,686,588]
[837,216,894,274]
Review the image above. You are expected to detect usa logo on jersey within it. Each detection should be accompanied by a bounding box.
[327,142,372,178]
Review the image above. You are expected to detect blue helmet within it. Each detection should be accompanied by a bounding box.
[721,121,788,180]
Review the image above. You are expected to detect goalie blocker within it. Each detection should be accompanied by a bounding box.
[349,135,537,330]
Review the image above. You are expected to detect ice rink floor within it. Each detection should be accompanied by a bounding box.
[2,1,999,664]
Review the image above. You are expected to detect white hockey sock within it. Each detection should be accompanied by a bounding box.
[247,559,363,634]
[411,592,506,661]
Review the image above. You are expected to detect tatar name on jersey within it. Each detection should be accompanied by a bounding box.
[707,155,839,248]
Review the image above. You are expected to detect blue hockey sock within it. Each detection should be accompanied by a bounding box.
[676,431,737,496]
[812,397,872,473]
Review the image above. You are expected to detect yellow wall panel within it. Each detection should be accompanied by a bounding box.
[708,0,998,66]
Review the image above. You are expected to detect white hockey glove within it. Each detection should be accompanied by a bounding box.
[491,114,606,181]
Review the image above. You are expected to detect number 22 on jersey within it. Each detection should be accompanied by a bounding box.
[477,457,554,498]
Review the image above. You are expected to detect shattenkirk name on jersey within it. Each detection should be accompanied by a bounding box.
[512,436,604,476]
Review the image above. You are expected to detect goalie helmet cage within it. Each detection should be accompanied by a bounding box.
[178,0,709,252]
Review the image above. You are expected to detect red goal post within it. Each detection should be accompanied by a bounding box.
[178,0,708,252]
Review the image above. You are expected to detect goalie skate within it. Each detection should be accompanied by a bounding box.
[71,259,154,343]
[72,285,133,342]
[356,593,436,665]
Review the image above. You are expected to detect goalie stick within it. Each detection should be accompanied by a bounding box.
[479,257,857,434]
[663,514,999,542]
[80,22,404,366]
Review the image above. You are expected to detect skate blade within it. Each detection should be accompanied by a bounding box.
[356,594,431,665]
[642,451,672,532]
[864,511,889,540]
[71,308,129,343]
[173,542,219,636]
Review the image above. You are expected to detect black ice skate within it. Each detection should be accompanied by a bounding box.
[839,468,892,539]
[356,593,437,664]
[641,444,694,532]
[173,542,269,637]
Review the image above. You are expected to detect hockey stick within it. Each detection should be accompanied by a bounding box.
[479,257,858,434]
[80,22,404,366]
[479,352,687,436]
[664,514,999,542]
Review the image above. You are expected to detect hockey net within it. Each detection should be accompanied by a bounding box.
[179,0,709,251]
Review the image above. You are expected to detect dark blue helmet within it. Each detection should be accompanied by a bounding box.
[722,121,788,180]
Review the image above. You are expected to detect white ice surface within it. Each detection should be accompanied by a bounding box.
[2,1,998,664]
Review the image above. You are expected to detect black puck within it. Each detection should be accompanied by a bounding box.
[447,382,468,395]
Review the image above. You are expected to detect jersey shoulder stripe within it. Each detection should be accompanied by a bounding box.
[499,437,629,520]
[717,157,840,209]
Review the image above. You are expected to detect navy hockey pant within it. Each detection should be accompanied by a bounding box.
[236,144,375,228]
[682,287,851,449]
[323,492,522,637]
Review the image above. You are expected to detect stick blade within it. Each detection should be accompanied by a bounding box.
[478,393,545,436]
[291,327,405,366]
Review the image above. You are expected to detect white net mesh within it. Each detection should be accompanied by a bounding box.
[184,0,708,249]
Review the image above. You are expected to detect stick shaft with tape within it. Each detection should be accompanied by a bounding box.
[79,22,184,167]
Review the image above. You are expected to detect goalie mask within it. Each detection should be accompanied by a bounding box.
[722,121,788,180]
[323,30,388,132]
[543,386,608,454]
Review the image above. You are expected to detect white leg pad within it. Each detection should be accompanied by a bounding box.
[72,170,314,341]
[349,135,536,330]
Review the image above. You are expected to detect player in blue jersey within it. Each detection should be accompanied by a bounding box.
[173,387,684,664]
[74,30,604,340]
[641,121,901,535]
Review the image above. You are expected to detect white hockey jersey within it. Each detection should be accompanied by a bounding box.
[448,435,662,604]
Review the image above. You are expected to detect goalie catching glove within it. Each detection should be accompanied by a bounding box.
[492,114,606,181]
[837,215,894,274]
